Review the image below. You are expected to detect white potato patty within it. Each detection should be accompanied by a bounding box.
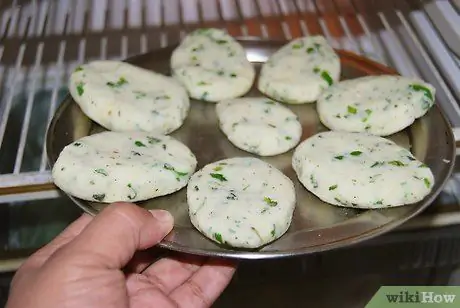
[216,98,302,156]
[170,28,255,102]
[52,131,197,203]
[258,36,340,104]
[292,131,434,209]
[187,157,296,248]
[69,60,190,134]
[317,75,436,136]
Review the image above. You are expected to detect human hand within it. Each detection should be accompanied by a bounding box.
[6,202,237,308]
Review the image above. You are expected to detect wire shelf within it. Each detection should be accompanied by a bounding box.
[0,0,460,202]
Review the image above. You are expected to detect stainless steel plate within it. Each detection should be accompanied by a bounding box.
[47,39,456,259]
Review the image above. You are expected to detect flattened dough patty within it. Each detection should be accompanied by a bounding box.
[317,75,436,136]
[216,98,302,156]
[69,60,190,134]
[292,131,434,209]
[52,131,197,203]
[187,157,296,248]
[258,36,340,104]
[170,28,255,102]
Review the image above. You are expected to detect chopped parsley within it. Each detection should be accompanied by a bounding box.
[164,163,188,180]
[321,71,334,86]
[310,174,319,188]
[270,224,276,237]
[409,84,433,109]
[76,82,84,96]
[73,142,82,147]
[227,192,237,200]
[419,163,428,168]
[285,136,292,140]
[216,39,227,44]
[135,141,146,147]
[347,105,357,114]
[230,73,237,78]
[371,161,384,168]
[74,66,83,72]
[388,160,405,167]
[92,193,106,202]
[213,232,224,244]
[264,197,278,207]
[329,185,338,191]
[147,136,161,144]
[133,90,147,99]
[210,173,227,182]
[423,178,431,188]
[334,155,344,160]
[94,168,108,176]
[107,77,128,88]
[350,151,362,156]
[127,183,137,200]
[213,165,223,172]
[292,42,303,49]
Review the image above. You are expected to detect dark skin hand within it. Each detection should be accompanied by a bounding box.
[6,202,237,308]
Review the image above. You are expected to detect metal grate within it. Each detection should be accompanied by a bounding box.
[1,0,460,203]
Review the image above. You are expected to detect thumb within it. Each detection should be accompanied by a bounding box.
[60,202,173,269]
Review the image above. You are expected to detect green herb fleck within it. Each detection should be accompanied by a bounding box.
[135,141,146,147]
[409,84,434,108]
[95,168,108,176]
[76,82,84,96]
[127,183,137,200]
[266,100,275,105]
[375,200,383,205]
[407,155,416,161]
[285,136,292,140]
[201,91,209,100]
[133,90,147,99]
[310,174,319,188]
[213,232,224,244]
[325,94,333,100]
[306,47,315,53]
[371,161,384,168]
[73,142,81,147]
[230,73,237,78]
[227,192,237,200]
[334,155,344,160]
[388,160,405,167]
[147,136,161,144]
[213,165,223,172]
[292,43,303,49]
[313,67,320,73]
[197,81,208,86]
[321,71,334,86]
[329,185,338,191]
[164,163,188,180]
[419,163,428,168]
[423,178,431,188]
[264,196,278,207]
[107,77,128,88]
[216,39,227,44]
[92,193,105,202]
[74,66,83,72]
[365,109,372,115]
[210,173,227,182]
[350,151,362,156]
[347,105,357,114]
[270,224,276,237]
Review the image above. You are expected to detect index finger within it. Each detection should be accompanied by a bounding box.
[169,258,238,308]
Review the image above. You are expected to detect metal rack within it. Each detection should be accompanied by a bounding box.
[1,0,460,205]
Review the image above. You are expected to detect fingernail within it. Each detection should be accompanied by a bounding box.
[149,209,174,224]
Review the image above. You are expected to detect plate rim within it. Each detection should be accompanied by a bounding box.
[46,38,457,259]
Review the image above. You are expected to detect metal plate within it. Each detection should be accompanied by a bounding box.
[47,39,456,259]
